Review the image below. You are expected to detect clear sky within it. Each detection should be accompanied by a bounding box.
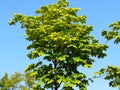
[0,0,120,90]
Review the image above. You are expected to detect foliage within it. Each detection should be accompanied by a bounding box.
[102,21,120,44]
[94,66,120,88]
[0,72,23,90]
[94,21,120,89]
[0,72,35,90]
[9,0,108,90]
[24,71,35,89]
[0,73,9,90]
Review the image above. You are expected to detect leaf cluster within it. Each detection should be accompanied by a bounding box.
[102,21,120,44]
[94,66,120,88]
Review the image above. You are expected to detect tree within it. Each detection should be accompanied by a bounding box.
[0,72,23,90]
[94,20,120,89]
[11,72,23,89]
[9,0,108,90]
[0,72,35,90]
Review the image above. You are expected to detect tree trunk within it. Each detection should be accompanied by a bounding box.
[54,86,58,90]
[53,59,59,90]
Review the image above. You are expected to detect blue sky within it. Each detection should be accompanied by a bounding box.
[0,0,120,90]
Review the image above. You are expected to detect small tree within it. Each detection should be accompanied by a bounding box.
[9,0,108,89]
[0,72,35,90]
[0,72,23,90]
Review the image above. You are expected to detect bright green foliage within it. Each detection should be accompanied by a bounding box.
[9,0,108,89]
[100,21,120,89]
[20,86,29,90]
[11,72,23,88]
[0,73,9,90]
[102,21,120,44]
[94,66,120,88]
[0,72,23,90]
[0,72,35,90]
[24,72,35,89]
